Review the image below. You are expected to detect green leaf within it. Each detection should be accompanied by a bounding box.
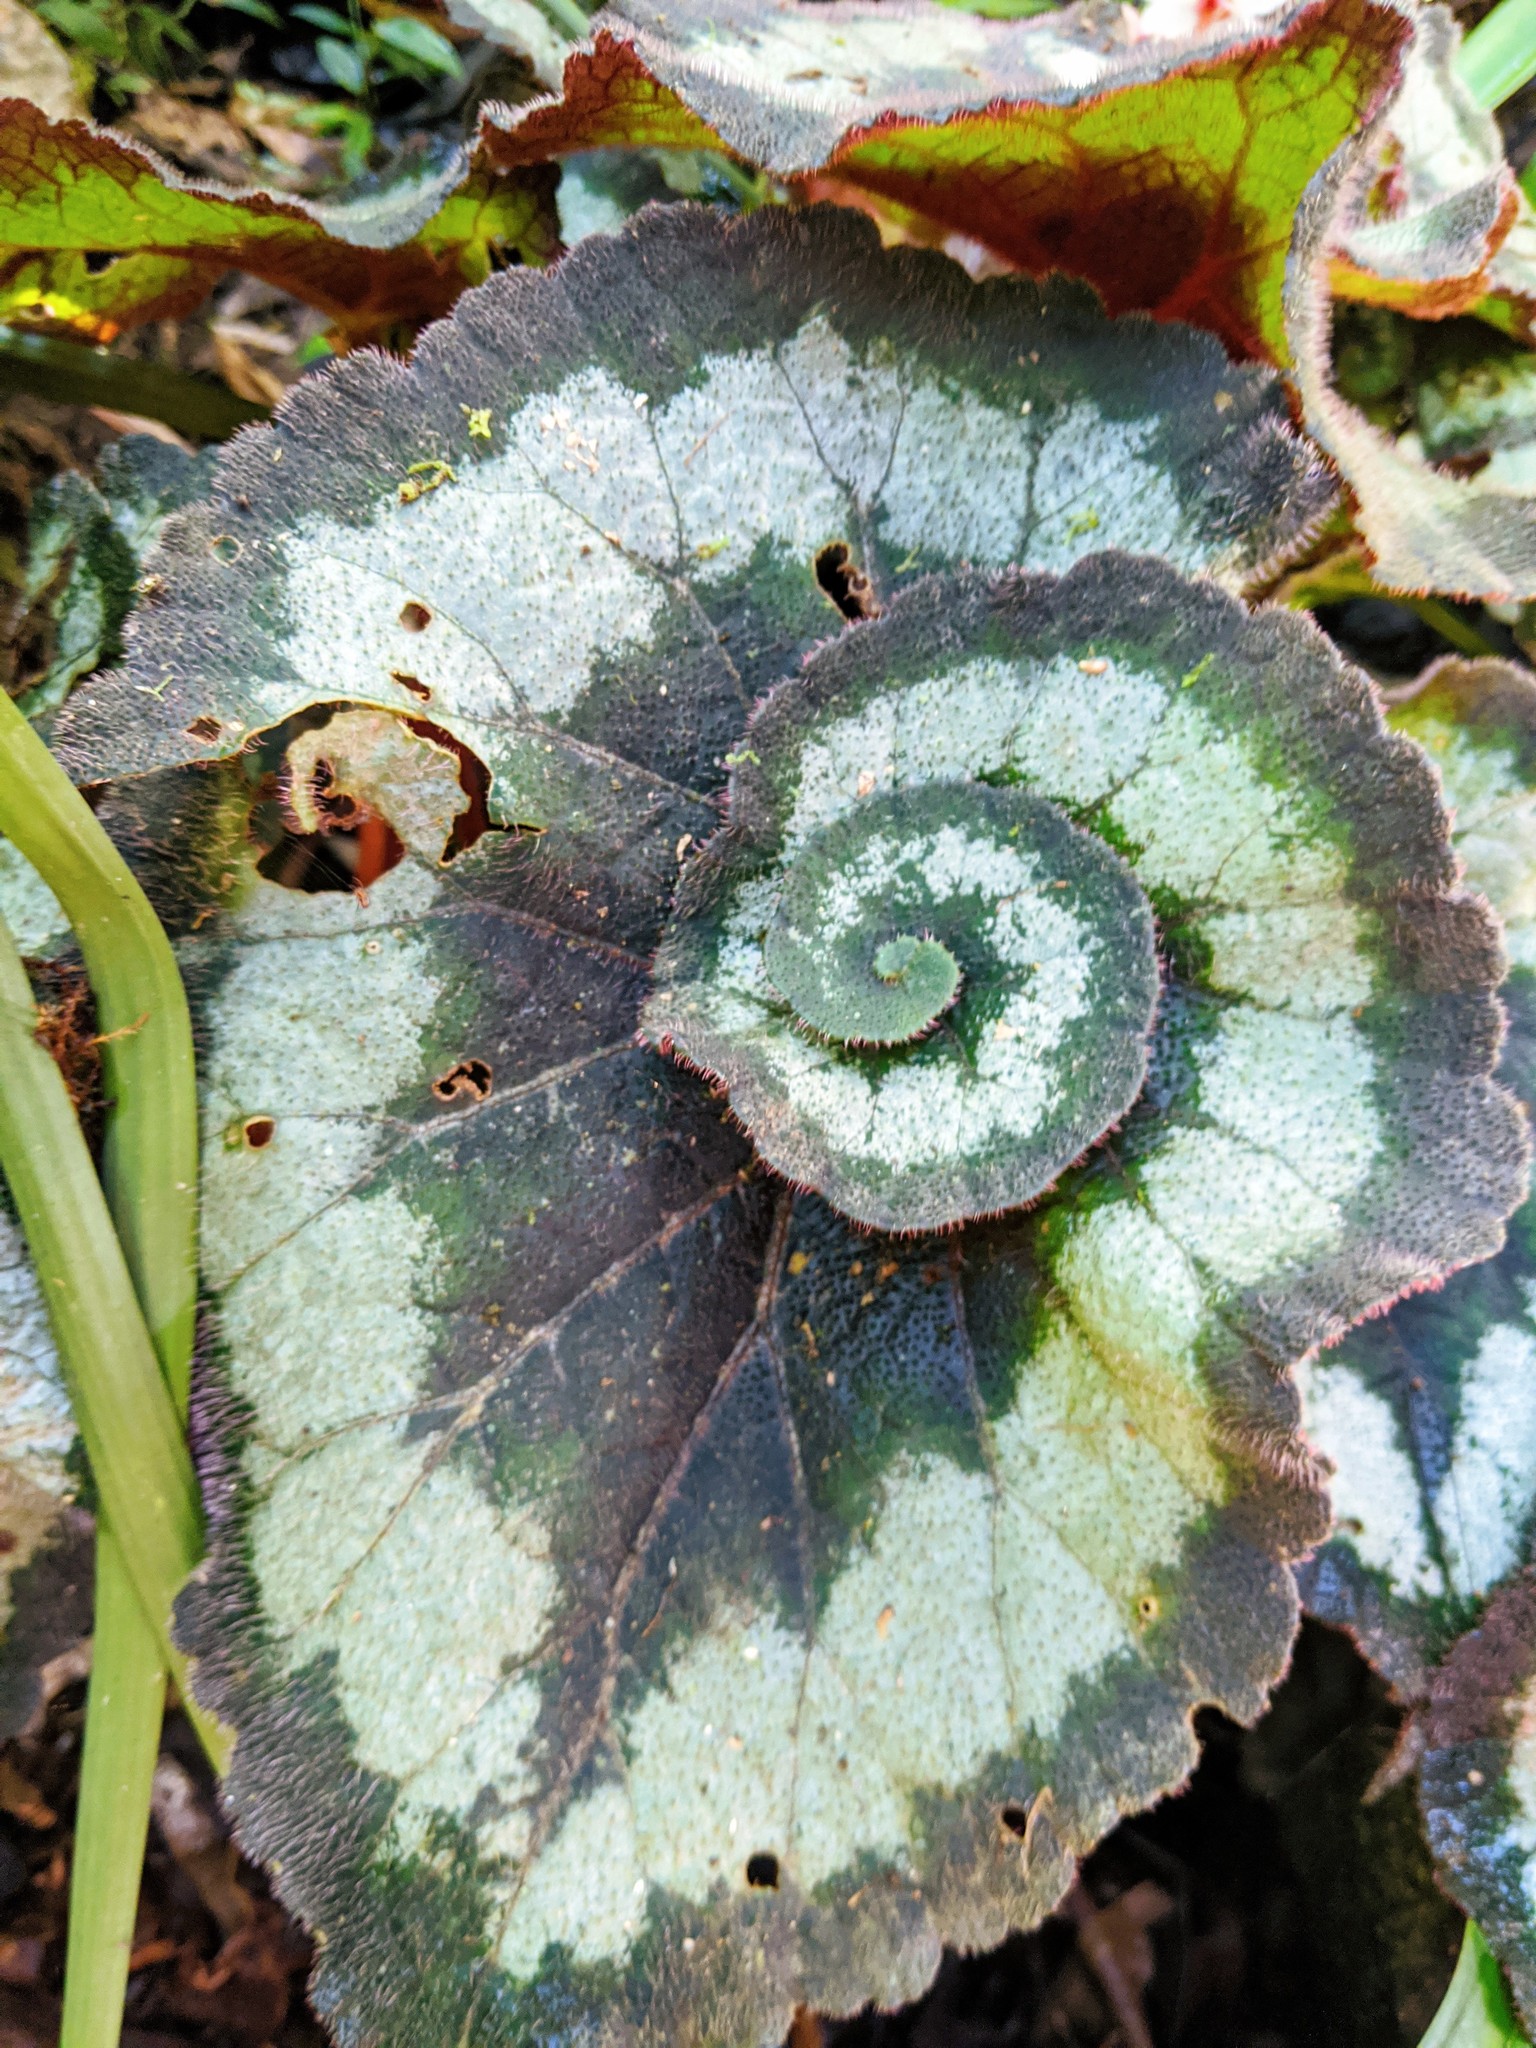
[372,14,464,76]
[39,206,1518,2045]
[1421,1922,1529,2048]
[290,1,354,29]
[480,0,1410,363]
[1422,1568,1536,2033]
[1297,656,1536,1692]
[1290,123,1536,599]
[315,33,368,94]
[17,435,217,721]
[1332,7,1519,322]
[0,95,558,347]
[211,0,284,26]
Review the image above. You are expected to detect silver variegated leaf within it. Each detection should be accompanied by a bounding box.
[58,206,1523,2046]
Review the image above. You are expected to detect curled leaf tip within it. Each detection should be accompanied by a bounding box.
[651,775,1159,1229]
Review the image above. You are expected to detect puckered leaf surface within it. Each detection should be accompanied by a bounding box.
[51,205,1332,790]
[1297,658,1536,1695]
[0,98,557,345]
[1420,1565,1536,2029]
[0,851,89,1737]
[477,0,1410,363]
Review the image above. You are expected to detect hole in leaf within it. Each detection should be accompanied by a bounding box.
[81,250,117,275]
[399,601,432,632]
[999,1805,1031,1838]
[744,1853,780,1890]
[392,672,431,702]
[255,810,406,896]
[815,541,881,622]
[432,1058,493,1104]
[1137,1593,1161,1625]
[404,714,500,864]
[209,535,241,564]
[243,702,494,890]
[241,1116,276,1149]
[185,715,222,744]
[0,1531,17,1556]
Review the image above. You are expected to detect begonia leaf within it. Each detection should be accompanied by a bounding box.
[1289,153,1536,600]
[0,98,558,346]
[42,205,1524,2046]
[1421,1566,1536,2031]
[15,434,216,720]
[1298,658,1536,1696]
[1330,6,1519,322]
[478,0,1411,363]
[0,850,89,1738]
[50,206,1333,789]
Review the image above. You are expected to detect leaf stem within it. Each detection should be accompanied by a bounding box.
[0,325,268,441]
[1457,0,1536,110]
[59,1541,167,2048]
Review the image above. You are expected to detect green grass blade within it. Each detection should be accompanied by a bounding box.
[58,1540,166,2048]
[0,687,228,2048]
[0,691,197,1392]
[1420,1923,1530,2048]
[1457,0,1536,109]
[0,912,201,1681]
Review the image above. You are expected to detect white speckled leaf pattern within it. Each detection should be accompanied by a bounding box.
[57,209,1524,2047]
[1293,657,1536,2032]
[1298,658,1536,1695]
[49,207,1329,794]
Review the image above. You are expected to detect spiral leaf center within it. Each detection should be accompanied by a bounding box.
[768,906,962,1045]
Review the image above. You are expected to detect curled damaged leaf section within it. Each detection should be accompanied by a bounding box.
[1330,5,1518,322]
[1289,144,1536,599]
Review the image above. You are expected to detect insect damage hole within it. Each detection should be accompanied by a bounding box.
[815,542,882,623]
[999,1805,1031,1838]
[241,1116,276,1149]
[432,1058,493,1104]
[184,715,222,744]
[257,754,406,897]
[399,601,432,632]
[744,1853,780,1890]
